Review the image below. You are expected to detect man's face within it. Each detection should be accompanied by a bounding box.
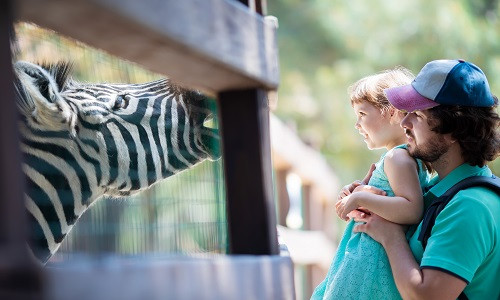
[400,110,451,163]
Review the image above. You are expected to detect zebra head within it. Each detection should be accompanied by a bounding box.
[15,61,221,199]
[14,61,221,263]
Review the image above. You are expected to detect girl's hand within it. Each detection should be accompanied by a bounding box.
[335,193,360,221]
[337,185,387,221]
[352,213,406,245]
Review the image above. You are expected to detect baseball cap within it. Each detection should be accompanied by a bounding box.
[385,59,495,112]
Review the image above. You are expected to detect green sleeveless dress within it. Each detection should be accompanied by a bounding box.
[311,145,430,300]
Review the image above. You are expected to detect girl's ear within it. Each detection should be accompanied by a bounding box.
[380,106,393,118]
[14,61,77,136]
[387,107,405,125]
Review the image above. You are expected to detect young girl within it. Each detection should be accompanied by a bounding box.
[311,67,430,300]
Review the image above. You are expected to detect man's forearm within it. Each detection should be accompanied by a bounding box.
[353,214,468,299]
[382,230,425,300]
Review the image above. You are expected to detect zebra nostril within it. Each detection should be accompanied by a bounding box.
[203,115,218,129]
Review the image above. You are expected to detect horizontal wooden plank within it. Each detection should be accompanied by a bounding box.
[45,255,295,300]
[14,0,279,94]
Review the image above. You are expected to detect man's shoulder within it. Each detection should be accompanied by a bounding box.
[451,176,500,202]
[447,186,500,218]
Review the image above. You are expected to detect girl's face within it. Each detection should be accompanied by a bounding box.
[352,101,404,150]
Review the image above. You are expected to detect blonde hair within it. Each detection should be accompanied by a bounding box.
[348,66,414,114]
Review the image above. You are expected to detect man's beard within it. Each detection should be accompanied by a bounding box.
[407,131,449,163]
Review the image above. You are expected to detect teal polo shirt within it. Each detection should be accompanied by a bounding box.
[408,164,500,300]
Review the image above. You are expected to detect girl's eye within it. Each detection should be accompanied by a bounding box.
[113,94,129,110]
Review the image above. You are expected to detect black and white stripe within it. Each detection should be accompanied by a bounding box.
[13,61,220,263]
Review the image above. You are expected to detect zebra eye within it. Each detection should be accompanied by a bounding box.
[113,94,129,110]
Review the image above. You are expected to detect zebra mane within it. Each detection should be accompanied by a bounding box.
[40,61,74,91]
[14,60,77,136]
[14,61,73,110]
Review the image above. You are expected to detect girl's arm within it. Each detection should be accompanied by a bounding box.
[336,148,424,224]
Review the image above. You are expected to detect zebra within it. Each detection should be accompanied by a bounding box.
[13,60,221,264]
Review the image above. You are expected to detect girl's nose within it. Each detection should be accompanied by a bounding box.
[354,120,361,129]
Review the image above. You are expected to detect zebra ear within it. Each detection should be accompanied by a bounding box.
[14,61,77,136]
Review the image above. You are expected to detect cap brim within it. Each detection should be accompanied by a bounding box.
[385,84,439,112]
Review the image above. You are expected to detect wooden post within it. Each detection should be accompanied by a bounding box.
[217,89,279,255]
[275,168,290,227]
[237,0,256,12]
[302,184,312,230]
[237,0,267,15]
[0,0,44,298]
[256,0,267,15]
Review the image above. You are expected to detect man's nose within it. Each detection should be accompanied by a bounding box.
[401,113,411,129]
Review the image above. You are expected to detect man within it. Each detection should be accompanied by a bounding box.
[353,59,499,299]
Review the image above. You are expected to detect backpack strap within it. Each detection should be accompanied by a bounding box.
[418,175,500,248]
[417,175,500,300]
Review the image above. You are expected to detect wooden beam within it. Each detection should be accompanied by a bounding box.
[217,89,279,255]
[14,0,279,95]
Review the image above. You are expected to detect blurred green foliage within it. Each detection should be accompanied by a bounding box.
[268,0,500,184]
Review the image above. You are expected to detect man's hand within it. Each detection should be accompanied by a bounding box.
[353,184,387,195]
[346,209,371,220]
[361,163,376,185]
[352,212,406,245]
[337,163,376,200]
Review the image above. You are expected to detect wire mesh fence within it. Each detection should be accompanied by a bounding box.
[56,159,227,261]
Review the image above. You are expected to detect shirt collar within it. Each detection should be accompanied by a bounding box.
[427,164,492,197]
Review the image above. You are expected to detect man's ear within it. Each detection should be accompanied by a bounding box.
[14,61,77,136]
[443,133,457,144]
